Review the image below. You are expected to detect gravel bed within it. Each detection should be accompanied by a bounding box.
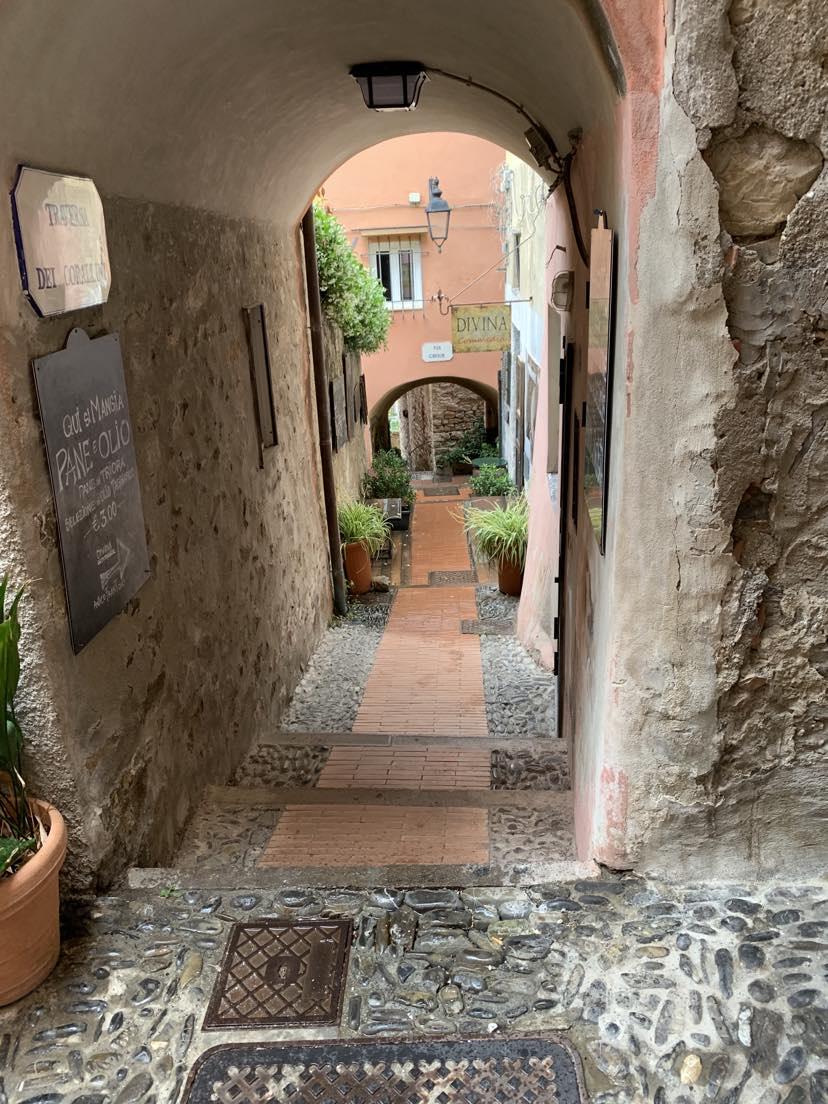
[281,594,393,732]
[481,634,557,739]
[475,585,557,740]
[476,583,519,625]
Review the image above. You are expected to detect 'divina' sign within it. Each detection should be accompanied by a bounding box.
[11,166,111,317]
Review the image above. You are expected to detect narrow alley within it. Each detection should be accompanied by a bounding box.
[160,476,574,886]
[1,488,824,1103]
[0,3,824,1102]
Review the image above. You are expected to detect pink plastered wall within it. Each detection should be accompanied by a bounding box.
[517,0,665,866]
[322,133,506,428]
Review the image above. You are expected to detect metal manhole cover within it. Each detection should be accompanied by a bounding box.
[203,919,352,1030]
[423,484,460,495]
[183,1036,587,1103]
[460,618,515,635]
[429,570,477,585]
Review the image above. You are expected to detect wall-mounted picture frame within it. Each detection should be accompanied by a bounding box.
[330,374,348,452]
[583,213,617,554]
[244,304,278,465]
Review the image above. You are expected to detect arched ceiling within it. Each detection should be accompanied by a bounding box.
[0,0,622,224]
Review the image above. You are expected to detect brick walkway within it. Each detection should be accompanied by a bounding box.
[317,746,491,789]
[353,586,487,736]
[261,489,500,867]
[409,500,472,585]
[259,804,490,866]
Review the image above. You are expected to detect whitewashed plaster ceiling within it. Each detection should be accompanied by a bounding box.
[0,0,621,222]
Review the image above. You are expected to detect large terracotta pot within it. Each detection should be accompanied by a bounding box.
[498,557,524,597]
[343,542,373,595]
[0,800,67,1006]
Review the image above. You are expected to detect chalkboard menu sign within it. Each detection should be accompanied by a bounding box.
[33,328,151,652]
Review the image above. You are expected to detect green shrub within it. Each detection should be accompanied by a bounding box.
[337,500,391,554]
[362,449,415,506]
[314,203,390,354]
[465,495,529,568]
[469,467,515,496]
[435,418,491,471]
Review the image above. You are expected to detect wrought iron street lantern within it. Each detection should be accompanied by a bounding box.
[349,62,427,111]
[426,177,451,252]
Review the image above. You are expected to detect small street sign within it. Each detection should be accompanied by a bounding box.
[11,166,111,318]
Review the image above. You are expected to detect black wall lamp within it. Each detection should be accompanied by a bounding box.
[349,60,590,266]
[425,177,451,251]
[349,62,428,111]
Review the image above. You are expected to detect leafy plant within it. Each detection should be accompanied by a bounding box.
[469,467,515,496]
[313,203,390,354]
[465,495,529,569]
[0,577,38,877]
[361,449,415,506]
[338,500,391,555]
[435,418,491,471]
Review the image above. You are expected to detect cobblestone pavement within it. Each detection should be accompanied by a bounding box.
[2,877,825,1102]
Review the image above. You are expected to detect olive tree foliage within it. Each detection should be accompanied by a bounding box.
[313,202,390,355]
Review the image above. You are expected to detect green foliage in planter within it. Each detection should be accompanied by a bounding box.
[338,500,391,556]
[469,467,515,496]
[465,495,529,569]
[361,449,415,506]
[0,577,38,877]
[434,418,491,471]
[314,203,390,354]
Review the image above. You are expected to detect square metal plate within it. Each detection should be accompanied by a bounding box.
[423,484,460,495]
[203,918,352,1030]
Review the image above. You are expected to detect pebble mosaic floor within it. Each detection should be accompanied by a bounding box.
[1,878,824,1102]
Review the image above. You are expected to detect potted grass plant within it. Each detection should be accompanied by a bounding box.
[361,450,415,530]
[0,576,67,1005]
[338,500,391,595]
[465,494,529,596]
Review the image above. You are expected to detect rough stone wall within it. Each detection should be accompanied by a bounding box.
[598,0,825,879]
[398,386,433,471]
[0,195,331,892]
[430,383,486,461]
[321,319,368,501]
[674,0,826,872]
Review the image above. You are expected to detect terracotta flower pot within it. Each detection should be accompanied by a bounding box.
[498,557,524,597]
[0,800,67,1006]
[343,541,373,595]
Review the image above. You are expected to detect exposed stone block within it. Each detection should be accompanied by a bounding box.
[705,128,823,239]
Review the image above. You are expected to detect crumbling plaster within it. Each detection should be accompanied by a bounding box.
[0,195,332,892]
[601,0,826,876]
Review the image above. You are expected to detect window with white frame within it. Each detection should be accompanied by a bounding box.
[369,237,424,309]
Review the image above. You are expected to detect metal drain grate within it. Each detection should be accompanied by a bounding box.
[184,1036,587,1103]
[203,919,352,1030]
[460,618,515,635]
[423,484,460,496]
[428,570,477,585]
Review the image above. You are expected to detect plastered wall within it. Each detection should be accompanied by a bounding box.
[0,194,332,891]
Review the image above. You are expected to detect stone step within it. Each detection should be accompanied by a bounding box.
[235,737,570,793]
[127,858,598,892]
[127,784,582,891]
[258,731,564,749]
[211,784,574,810]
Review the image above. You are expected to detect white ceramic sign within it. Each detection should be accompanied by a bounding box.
[422,341,453,363]
[11,166,111,318]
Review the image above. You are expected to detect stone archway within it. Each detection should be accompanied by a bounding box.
[370,375,499,458]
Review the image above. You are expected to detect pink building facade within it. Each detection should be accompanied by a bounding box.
[322,133,506,455]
